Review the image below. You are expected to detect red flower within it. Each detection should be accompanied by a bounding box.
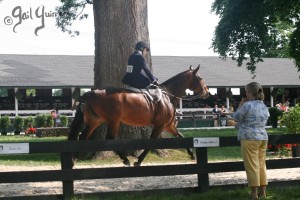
[267,143,293,157]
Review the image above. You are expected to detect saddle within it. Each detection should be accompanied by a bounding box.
[124,85,163,102]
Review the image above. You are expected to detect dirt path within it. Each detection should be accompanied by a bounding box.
[1,164,300,198]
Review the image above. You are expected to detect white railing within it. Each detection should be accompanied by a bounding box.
[0,108,223,119]
[176,108,218,119]
[0,110,75,118]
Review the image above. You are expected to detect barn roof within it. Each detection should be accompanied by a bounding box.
[152,56,300,88]
[0,54,299,88]
[0,54,93,88]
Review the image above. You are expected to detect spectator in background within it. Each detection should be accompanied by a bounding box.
[284,99,290,108]
[281,103,289,112]
[221,105,227,115]
[50,109,56,118]
[212,104,220,113]
[55,108,61,127]
[220,105,228,126]
[275,103,282,110]
[233,82,269,199]
[229,103,235,112]
[50,109,57,126]
[25,124,36,135]
[212,104,220,126]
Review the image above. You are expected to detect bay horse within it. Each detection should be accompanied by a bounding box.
[68,65,209,166]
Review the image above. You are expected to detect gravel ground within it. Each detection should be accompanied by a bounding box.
[1,164,300,198]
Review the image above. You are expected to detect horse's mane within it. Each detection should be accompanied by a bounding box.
[161,69,190,86]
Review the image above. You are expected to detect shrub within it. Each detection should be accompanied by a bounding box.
[45,114,54,127]
[13,116,24,135]
[0,116,11,135]
[34,114,47,128]
[59,115,68,127]
[281,104,300,134]
[24,116,34,129]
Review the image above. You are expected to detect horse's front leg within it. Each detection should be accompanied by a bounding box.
[177,131,195,160]
[106,122,131,166]
[166,125,195,160]
[134,149,150,167]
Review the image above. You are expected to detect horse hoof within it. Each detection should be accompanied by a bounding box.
[190,155,196,160]
[123,160,131,166]
[134,162,141,167]
[71,159,76,167]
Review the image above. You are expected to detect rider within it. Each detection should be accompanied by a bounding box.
[122,41,158,89]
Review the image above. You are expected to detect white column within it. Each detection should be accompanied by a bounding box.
[179,99,183,119]
[226,87,230,108]
[270,87,274,107]
[71,87,75,117]
[14,88,19,116]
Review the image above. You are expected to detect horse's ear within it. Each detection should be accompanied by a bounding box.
[193,64,200,74]
[189,65,193,71]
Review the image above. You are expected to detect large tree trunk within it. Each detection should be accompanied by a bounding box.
[83,0,166,160]
[93,0,152,88]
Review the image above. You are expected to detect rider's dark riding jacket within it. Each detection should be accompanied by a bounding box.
[122,50,157,89]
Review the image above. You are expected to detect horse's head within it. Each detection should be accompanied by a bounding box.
[188,65,209,99]
[160,65,210,99]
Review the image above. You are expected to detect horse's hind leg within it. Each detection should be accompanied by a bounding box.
[134,126,164,167]
[166,125,195,160]
[106,121,131,166]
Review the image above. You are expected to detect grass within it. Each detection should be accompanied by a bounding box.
[0,127,286,166]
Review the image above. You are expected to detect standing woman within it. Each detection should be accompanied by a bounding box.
[233,82,270,199]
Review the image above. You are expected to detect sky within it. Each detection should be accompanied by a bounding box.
[0,0,219,56]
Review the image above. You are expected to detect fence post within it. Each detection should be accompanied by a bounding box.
[193,114,196,128]
[196,147,209,192]
[61,152,74,199]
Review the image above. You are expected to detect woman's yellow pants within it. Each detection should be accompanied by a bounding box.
[241,140,268,187]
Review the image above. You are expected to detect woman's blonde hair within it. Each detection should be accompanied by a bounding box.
[245,82,264,100]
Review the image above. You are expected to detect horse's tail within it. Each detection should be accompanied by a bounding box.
[68,103,84,140]
[68,90,95,141]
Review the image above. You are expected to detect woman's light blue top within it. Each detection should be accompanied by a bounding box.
[233,100,269,141]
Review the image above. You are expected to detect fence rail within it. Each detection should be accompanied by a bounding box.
[1,134,300,199]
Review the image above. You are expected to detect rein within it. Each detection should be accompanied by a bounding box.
[181,94,201,101]
[159,85,181,100]
[160,86,181,100]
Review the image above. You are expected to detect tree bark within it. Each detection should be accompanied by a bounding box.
[93,0,152,88]
[84,0,167,161]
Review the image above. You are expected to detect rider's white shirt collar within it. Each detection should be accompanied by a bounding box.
[136,50,143,55]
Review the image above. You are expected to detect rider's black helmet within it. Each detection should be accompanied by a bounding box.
[135,41,150,51]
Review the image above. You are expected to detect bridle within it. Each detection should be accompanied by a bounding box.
[159,73,207,101]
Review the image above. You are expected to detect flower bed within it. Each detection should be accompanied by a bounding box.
[267,143,297,157]
[35,127,69,137]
